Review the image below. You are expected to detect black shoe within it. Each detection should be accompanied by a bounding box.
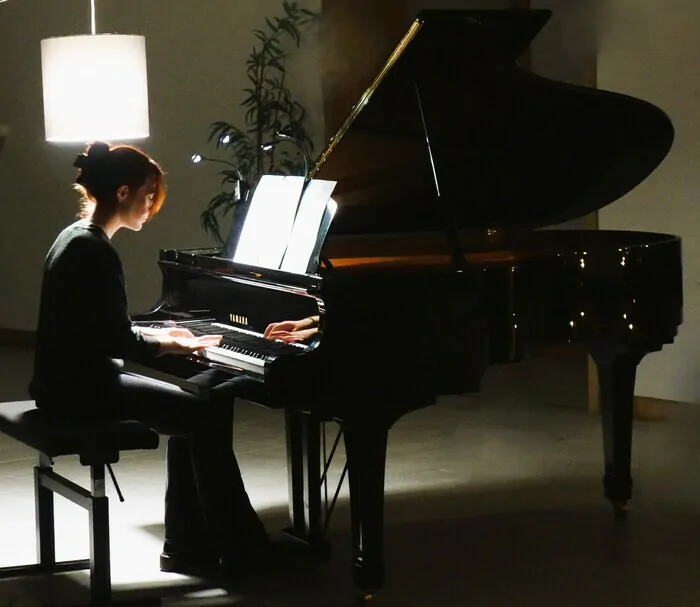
[159,550,220,576]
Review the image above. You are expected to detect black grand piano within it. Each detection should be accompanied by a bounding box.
[134,8,682,597]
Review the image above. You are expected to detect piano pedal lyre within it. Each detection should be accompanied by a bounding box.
[319,425,379,603]
[319,421,348,532]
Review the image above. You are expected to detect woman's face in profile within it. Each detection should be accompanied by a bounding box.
[118,175,157,231]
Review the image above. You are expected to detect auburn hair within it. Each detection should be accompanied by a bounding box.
[73,141,166,221]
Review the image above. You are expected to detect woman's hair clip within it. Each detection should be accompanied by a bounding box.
[73,153,89,169]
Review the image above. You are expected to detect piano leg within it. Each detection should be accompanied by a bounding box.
[342,423,389,596]
[588,340,647,518]
[283,408,332,561]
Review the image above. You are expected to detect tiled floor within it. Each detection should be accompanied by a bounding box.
[1,344,700,606]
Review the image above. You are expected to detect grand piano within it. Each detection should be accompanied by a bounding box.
[134,8,682,597]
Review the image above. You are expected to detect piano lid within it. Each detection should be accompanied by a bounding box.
[311,9,675,236]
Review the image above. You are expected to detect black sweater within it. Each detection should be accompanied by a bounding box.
[29,221,161,408]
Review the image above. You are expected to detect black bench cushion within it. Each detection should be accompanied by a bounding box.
[0,401,159,458]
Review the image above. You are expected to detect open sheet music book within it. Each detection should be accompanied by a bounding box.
[230,175,338,274]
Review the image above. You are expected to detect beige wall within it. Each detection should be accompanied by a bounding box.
[0,0,323,330]
[597,0,700,403]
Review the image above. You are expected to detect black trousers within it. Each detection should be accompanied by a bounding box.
[112,368,269,561]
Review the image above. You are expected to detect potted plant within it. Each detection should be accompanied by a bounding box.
[193,0,319,248]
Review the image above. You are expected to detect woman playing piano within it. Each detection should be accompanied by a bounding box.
[28,141,298,579]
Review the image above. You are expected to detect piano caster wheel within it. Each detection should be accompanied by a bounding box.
[611,500,629,519]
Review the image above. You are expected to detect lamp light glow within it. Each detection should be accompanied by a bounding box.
[41,34,150,142]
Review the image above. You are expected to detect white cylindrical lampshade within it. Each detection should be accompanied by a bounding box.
[41,34,150,142]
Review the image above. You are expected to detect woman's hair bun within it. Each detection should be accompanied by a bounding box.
[73,141,111,170]
[87,141,110,158]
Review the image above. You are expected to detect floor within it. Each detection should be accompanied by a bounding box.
[1,344,699,606]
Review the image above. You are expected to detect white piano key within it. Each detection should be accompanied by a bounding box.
[195,346,267,376]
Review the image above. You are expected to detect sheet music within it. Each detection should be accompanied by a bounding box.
[233,175,305,268]
[281,183,338,273]
[233,174,337,274]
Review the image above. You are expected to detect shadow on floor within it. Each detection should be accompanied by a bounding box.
[2,473,700,606]
[117,476,700,607]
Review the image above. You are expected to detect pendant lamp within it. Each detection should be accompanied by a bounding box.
[40,0,149,142]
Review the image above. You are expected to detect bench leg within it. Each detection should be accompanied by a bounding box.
[0,452,161,606]
[36,453,56,569]
[89,464,111,606]
[0,454,90,581]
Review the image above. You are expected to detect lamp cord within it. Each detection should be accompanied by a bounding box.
[90,0,96,34]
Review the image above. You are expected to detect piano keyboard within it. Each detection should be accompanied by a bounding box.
[141,319,308,377]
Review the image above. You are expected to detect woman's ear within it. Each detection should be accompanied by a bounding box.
[116,185,130,202]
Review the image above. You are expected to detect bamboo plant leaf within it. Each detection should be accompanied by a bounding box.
[198,0,319,241]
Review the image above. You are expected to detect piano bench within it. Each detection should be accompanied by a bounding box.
[0,400,160,606]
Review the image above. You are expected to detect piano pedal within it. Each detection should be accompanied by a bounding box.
[106,463,125,502]
[279,529,332,563]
